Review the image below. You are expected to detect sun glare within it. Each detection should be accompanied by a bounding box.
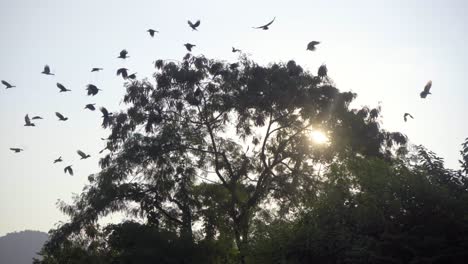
[310,130,329,145]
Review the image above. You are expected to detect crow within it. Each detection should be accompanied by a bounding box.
[24,114,35,127]
[57,83,71,92]
[91,68,103,72]
[86,84,101,96]
[118,49,129,59]
[184,43,196,52]
[232,47,241,53]
[117,68,129,79]
[85,104,96,111]
[41,65,54,75]
[147,29,159,37]
[100,107,112,128]
[188,20,200,30]
[253,17,276,30]
[420,80,432,98]
[31,116,43,120]
[318,64,328,78]
[1,80,15,89]
[64,165,73,176]
[127,73,137,80]
[404,113,414,122]
[55,112,68,121]
[10,148,24,153]
[307,41,320,51]
[77,150,91,159]
[54,156,63,163]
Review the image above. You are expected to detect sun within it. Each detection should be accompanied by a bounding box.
[310,130,329,145]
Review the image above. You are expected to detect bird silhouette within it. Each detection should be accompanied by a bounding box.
[147,29,159,37]
[10,148,24,153]
[118,49,129,59]
[188,20,200,30]
[127,73,137,80]
[117,68,129,79]
[184,43,196,52]
[232,47,241,53]
[253,17,276,30]
[307,41,320,51]
[404,113,414,122]
[420,80,432,98]
[100,107,112,128]
[24,114,35,127]
[77,150,91,159]
[85,104,96,111]
[54,156,63,163]
[91,68,103,72]
[55,112,68,121]
[64,165,73,176]
[99,146,108,154]
[41,65,54,75]
[57,83,71,92]
[31,116,43,120]
[318,64,328,78]
[86,84,101,96]
[1,80,15,89]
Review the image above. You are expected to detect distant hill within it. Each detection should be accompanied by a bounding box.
[0,230,48,264]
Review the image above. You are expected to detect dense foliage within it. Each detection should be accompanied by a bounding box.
[36,55,468,264]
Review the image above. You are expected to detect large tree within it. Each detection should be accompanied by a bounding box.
[41,54,407,263]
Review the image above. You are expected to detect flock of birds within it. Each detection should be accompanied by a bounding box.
[2,17,433,176]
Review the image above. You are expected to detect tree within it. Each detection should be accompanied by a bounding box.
[40,54,407,263]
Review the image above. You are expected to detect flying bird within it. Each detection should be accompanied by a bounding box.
[184,43,196,52]
[57,83,71,92]
[24,114,35,127]
[55,112,68,121]
[420,80,432,98]
[117,68,129,79]
[232,47,241,53]
[127,73,137,80]
[91,68,103,72]
[318,64,328,78]
[41,65,54,75]
[31,116,43,120]
[77,150,91,159]
[86,84,101,96]
[64,165,73,176]
[307,41,320,51]
[85,104,96,111]
[253,17,276,30]
[118,49,129,59]
[54,156,63,163]
[10,148,24,153]
[188,20,200,30]
[100,107,112,128]
[147,29,159,37]
[403,113,414,122]
[1,80,15,89]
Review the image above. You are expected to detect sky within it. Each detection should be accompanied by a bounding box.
[1,0,467,236]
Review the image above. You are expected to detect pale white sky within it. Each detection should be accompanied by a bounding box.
[1,0,467,236]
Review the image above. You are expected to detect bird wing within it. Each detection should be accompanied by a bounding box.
[32,116,43,120]
[193,20,200,27]
[311,41,320,45]
[55,112,65,119]
[77,150,86,158]
[424,80,432,93]
[44,65,50,72]
[120,49,127,57]
[25,114,31,124]
[2,80,11,87]
[57,83,65,91]
[100,107,109,116]
[255,17,276,28]
[10,148,18,151]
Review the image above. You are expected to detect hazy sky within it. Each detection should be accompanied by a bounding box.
[1,0,467,236]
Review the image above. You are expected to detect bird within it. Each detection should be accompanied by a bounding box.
[85,104,96,111]
[54,156,63,163]
[100,107,112,128]
[64,165,73,176]
[232,47,241,53]
[184,43,196,52]
[420,80,432,98]
[55,112,68,121]
[307,41,320,51]
[31,116,43,120]
[41,65,54,75]
[24,114,35,127]
[127,73,137,80]
[10,148,24,153]
[77,150,91,159]
[188,20,200,30]
[117,68,129,79]
[86,84,101,96]
[318,64,328,78]
[118,49,129,59]
[253,17,276,30]
[147,29,159,37]
[57,83,71,92]
[404,113,414,122]
[1,80,15,89]
[99,146,108,154]
[91,68,103,72]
